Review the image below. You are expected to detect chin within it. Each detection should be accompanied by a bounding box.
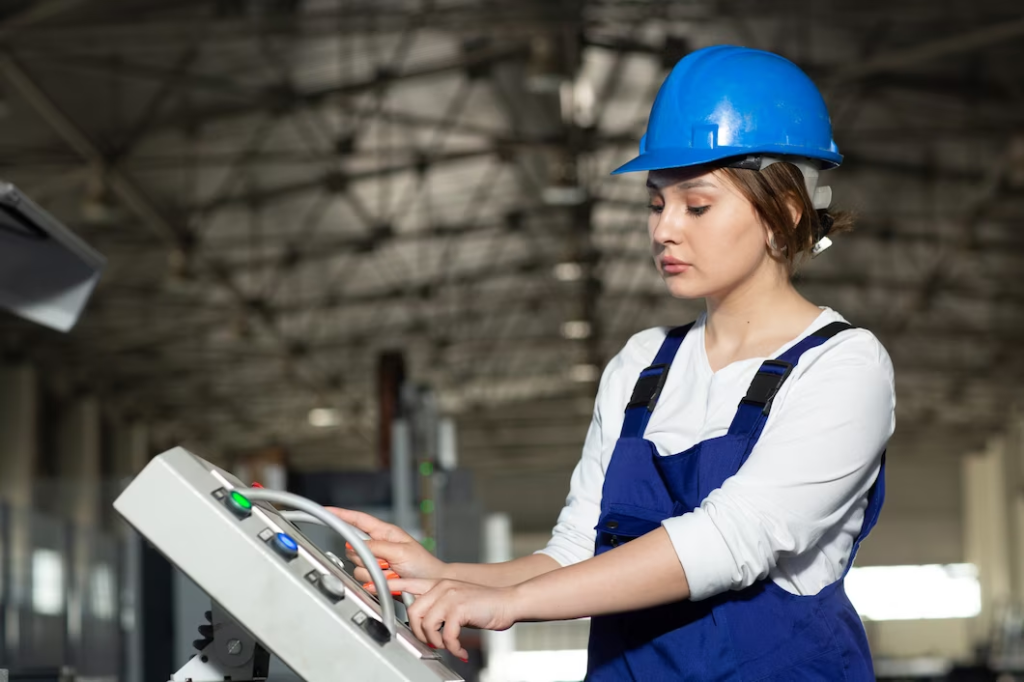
[663,277,709,300]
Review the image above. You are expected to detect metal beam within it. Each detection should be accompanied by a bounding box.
[0,0,92,32]
[193,147,497,213]
[0,51,368,440]
[828,16,1024,85]
[0,51,185,245]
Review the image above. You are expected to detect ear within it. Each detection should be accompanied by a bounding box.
[785,192,803,229]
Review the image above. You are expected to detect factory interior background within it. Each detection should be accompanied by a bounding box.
[1,0,1024,680]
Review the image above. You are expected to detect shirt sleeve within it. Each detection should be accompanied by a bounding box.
[535,353,625,567]
[662,332,895,601]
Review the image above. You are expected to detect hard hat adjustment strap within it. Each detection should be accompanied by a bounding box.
[724,154,832,210]
[724,154,836,257]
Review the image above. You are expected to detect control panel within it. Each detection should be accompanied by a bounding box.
[114,447,463,682]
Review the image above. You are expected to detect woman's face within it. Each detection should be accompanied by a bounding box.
[647,166,774,300]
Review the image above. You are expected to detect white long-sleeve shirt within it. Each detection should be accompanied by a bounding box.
[538,308,895,601]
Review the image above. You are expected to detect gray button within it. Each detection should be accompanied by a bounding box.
[324,551,345,570]
[318,574,346,601]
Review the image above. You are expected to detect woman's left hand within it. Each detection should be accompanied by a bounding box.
[382,578,518,660]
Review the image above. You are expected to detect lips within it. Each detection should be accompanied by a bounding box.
[661,256,691,274]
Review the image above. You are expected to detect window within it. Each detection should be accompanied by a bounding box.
[90,564,116,620]
[845,563,981,621]
[31,549,64,616]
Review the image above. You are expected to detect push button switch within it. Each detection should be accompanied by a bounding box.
[271,532,299,560]
[317,574,346,602]
[225,491,252,519]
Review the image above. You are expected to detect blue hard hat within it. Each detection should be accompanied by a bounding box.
[612,45,842,175]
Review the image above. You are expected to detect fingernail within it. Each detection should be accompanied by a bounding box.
[378,559,390,569]
[385,571,400,579]
[345,542,353,550]
[390,590,402,596]
[427,643,436,648]
[460,657,469,663]
[362,582,373,590]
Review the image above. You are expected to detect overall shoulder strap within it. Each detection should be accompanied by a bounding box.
[727,321,855,441]
[620,323,695,439]
[843,452,886,578]
[721,321,886,579]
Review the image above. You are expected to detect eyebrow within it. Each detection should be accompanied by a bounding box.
[645,178,717,191]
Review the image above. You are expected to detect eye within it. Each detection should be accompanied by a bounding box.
[688,205,710,217]
[647,202,664,214]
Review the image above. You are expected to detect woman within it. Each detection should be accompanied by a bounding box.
[334,45,894,681]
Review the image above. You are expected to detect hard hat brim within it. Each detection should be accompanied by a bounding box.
[610,145,843,175]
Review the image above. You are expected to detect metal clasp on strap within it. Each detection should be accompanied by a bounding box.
[739,359,793,415]
[626,363,671,412]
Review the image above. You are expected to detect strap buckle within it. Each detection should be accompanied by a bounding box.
[626,363,671,412]
[739,359,793,415]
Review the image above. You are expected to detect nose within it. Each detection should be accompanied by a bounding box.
[650,204,684,247]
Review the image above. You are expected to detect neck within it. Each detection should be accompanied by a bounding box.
[703,262,810,347]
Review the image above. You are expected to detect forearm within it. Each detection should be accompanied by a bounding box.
[511,527,690,621]
[445,553,560,587]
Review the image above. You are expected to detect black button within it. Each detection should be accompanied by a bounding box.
[610,536,620,547]
[360,615,390,645]
[607,520,618,530]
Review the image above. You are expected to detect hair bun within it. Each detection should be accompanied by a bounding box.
[816,210,835,239]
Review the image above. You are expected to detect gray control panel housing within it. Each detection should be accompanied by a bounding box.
[114,447,463,682]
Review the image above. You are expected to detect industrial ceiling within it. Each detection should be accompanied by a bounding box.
[2,0,1023,527]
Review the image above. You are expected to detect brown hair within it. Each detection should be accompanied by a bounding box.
[719,162,854,271]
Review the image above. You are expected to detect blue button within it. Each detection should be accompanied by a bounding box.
[272,533,299,559]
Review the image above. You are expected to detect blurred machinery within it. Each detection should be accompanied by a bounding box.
[0,182,104,333]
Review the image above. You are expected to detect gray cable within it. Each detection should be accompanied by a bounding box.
[280,510,417,610]
[281,510,369,540]
[238,489,396,635]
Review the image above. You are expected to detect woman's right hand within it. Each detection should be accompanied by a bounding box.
[327,507,450,584]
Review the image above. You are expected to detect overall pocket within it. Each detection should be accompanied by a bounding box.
[594,503,669,552]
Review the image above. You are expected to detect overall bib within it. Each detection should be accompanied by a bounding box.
[586,322,885,681]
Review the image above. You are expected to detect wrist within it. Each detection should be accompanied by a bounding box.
[507,581,532,622]
[440,561,460,581]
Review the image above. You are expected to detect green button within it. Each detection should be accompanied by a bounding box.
[226,491,252,518]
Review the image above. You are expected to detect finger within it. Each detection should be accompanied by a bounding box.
[345,544,365,568]
[423,611,446,650]
[353,566,370,583]
[442,618,468,661]
[360,540,397,564]
[327,507,405,542]
[361,577,403,596]
[344,544,391,570]
[386,578,434,596]
[406,584,441,644]
[407,598,427,643]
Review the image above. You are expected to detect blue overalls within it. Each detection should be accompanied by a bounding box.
[586,321,885,681]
